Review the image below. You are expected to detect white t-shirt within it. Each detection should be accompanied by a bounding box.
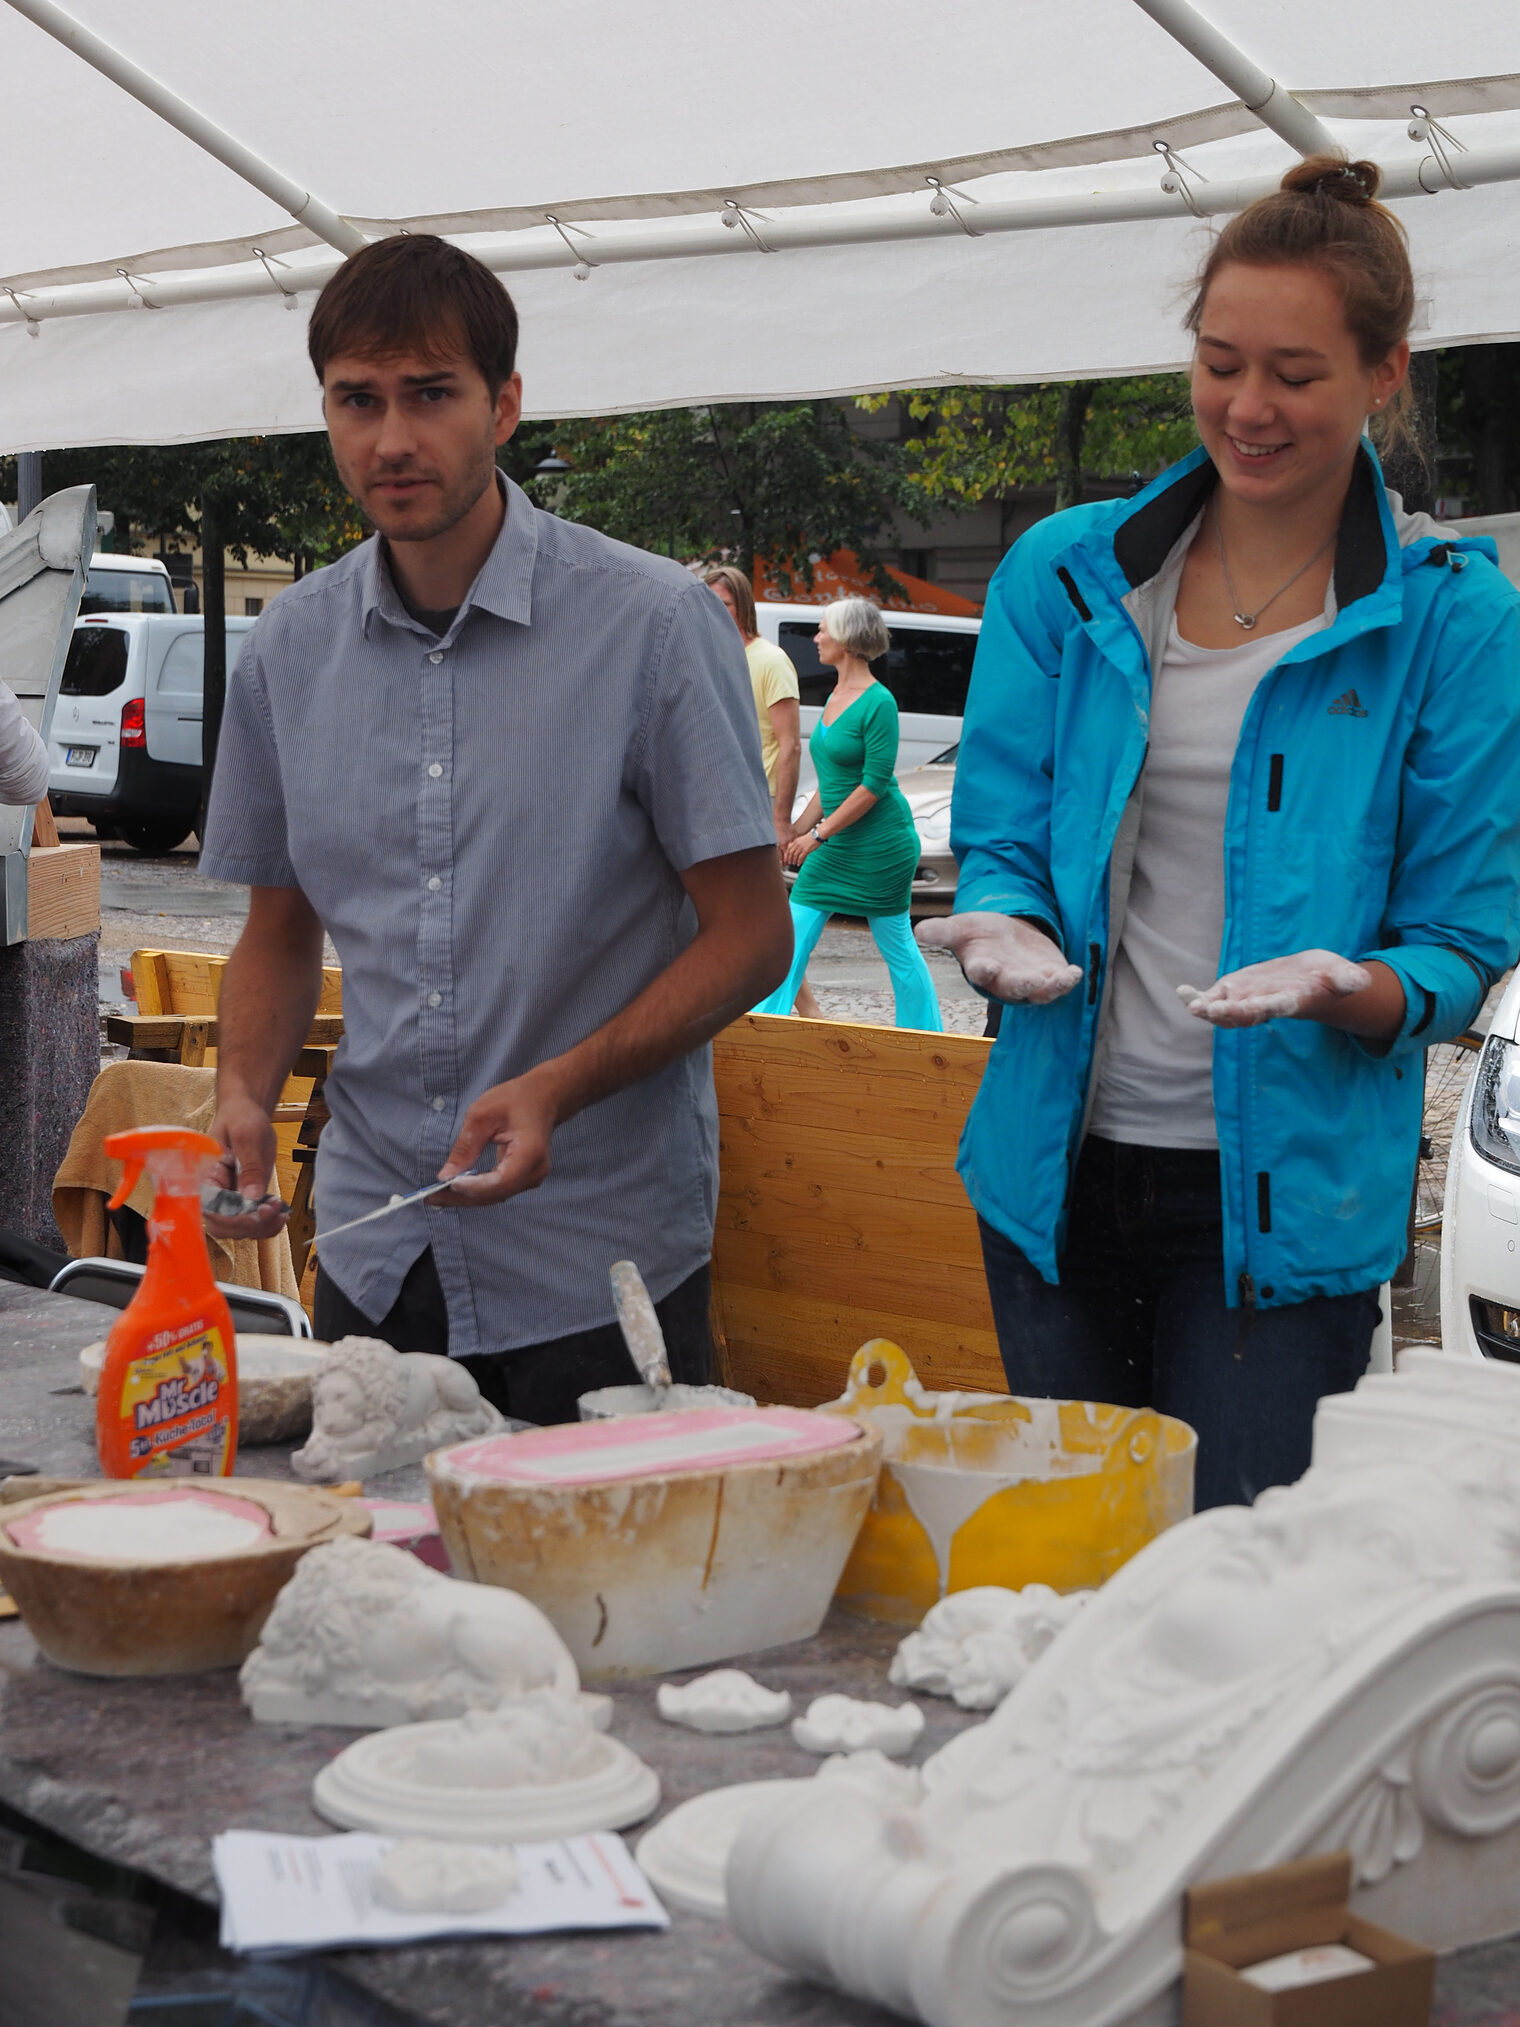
[1089,609,1326,1150]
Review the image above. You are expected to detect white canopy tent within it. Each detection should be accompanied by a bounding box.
[2,0,1519,450]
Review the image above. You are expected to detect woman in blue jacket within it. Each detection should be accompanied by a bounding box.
[922,155,1520,1509]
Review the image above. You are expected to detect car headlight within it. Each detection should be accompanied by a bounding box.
[1469,1034,1520,1176]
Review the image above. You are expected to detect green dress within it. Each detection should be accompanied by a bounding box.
[793,682,920,917]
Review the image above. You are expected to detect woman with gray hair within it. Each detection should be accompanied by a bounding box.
[755,598,942,1030]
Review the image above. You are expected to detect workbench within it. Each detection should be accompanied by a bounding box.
[0,1284,1516,2027]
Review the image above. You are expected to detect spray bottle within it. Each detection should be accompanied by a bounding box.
[96,1126,240,1479]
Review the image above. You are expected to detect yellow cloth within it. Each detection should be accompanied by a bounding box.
[53,1060,299,1301]
[745,636,800,791]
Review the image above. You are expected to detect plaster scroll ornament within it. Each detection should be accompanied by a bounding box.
[239,1535,590,1729]
[726,1350,1520,2027]
[890,1585,1093,1710]
[657,1670,793,1733]
[313,1690,659,1842]
[792,1694,925,1758]
[291,1337,505,1483]
[372,1838,521,1915]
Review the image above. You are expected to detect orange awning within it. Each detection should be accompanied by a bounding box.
[752,549,982,618]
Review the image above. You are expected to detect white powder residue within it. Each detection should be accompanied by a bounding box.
[28,1498,270,1565]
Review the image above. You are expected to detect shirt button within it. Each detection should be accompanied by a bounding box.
[426,875,442,892]
[427,762,443,778]
[431,1096,447,1112]
[428,991,442,1007]
[428,651,443,665]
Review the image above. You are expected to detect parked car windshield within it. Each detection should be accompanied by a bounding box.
[61,624,130,696]
[80,566,175,614]
[778,620,976,715]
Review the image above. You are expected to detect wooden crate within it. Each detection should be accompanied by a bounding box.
[27,842,100,940]
[711,1014,1004,1406]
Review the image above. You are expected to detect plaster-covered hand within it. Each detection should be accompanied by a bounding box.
[203,1094,290,1239]
[1178,949,1371,1029]
[916,913,1083,1005]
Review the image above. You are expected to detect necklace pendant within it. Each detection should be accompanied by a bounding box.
[1233,612,1257,630]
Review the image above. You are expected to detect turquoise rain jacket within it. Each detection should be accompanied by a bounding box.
[954,444,1520,1310]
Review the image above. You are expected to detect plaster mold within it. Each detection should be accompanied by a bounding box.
[727,1350,1520,2026]
[657,1669,792,1733]
[372,1838,521,1914]
[291,1337,504,1483]
[313,1692,659,1841]
[427,1408,881,1678]
[239,1535,583,1728]
[80,1334,325,1444]
[792,1695,924,1757]
[578,1382,756,1420]
[0,1478,369,1676]
[891,1585,1093,1710]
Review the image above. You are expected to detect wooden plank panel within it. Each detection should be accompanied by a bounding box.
[719,1116,971,1212]
[720,1014,991,1080]
[130,948,343,1017]
[26,843,100,940]
[716,1183,984,1270]
[715,1283,1003,1406]
[712,1224,993,1331]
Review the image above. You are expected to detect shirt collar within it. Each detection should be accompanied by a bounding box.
[359,472,539,636]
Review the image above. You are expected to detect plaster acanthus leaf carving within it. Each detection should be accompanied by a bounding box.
[793,1695,924,1757]
[725,1349,1520,2027]
[891,1585,1093,1709]
[372,1838,521,1914]
[657,1670,792,1733]
[240,1535,584,1728]
[291,1337,504,1483]
[313,1690,661,1841]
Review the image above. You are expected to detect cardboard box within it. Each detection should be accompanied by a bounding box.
[1183,1852,1434,2027]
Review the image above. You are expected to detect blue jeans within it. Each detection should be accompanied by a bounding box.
[977,1135,1378,1511]
[754,900,943,1031]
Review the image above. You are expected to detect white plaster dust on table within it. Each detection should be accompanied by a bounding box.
[727,1350,1520,2027]
[240,1534,587,1728]
[313,1691,660,1842]
[291,1336,504,1482]
[656,1670,793,1734]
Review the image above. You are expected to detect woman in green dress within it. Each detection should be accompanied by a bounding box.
[755,598,943,1031]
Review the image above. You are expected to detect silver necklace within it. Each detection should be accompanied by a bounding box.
[1214,505,1337,631]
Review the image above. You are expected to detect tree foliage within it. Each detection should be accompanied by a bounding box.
[859,375,1198,528]
[531,401,912,591]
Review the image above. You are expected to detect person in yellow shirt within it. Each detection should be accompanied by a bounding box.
[704,565,821,1020]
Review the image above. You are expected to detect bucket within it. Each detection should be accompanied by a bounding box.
[822,1340,1196,1623]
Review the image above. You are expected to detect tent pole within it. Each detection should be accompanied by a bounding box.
[1128,0,1336,158]
[1,0,368,257]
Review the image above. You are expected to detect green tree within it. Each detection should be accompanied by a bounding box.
[531,401,912,592]
[860,375,1198,549]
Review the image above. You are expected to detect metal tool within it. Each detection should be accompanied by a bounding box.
[201,1185,289,1221]
[311,1180,455,1248]
[609,1259,672,1404]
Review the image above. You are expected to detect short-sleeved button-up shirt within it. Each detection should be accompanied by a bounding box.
[200,479,775,1356]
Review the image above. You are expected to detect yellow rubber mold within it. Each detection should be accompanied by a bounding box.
[823,1339,1197,1624]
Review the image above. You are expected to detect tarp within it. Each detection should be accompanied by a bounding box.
[753,553,983,616]
[2,0,1519,449]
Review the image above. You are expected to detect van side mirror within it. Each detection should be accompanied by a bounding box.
[181,582,200,615]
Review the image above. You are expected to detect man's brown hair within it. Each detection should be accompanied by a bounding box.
[307,234,519,390]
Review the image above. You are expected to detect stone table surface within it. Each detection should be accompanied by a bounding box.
[2,1286,1519,2027]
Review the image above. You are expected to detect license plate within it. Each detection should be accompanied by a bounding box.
[65,746,96,766]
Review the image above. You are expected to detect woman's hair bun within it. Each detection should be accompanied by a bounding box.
[1280,155,1380,206]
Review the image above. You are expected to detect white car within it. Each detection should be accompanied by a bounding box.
[1440,967,1520,1364]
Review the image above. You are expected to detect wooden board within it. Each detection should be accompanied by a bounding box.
[710,1014,1003,1405]
[26,842,100,940]
[131,948,343,1016]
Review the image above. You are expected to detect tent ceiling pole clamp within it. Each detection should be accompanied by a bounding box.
[1128,0,1337,158]
[1,0,368,257]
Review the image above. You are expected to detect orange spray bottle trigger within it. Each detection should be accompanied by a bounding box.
[106,1156,143,1214]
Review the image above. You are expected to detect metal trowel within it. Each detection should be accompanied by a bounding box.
[609,1260,672,1407]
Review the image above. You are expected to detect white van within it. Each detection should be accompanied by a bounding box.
[49,612,257,853]
[752,602,980,784]
[79,551,179,616]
